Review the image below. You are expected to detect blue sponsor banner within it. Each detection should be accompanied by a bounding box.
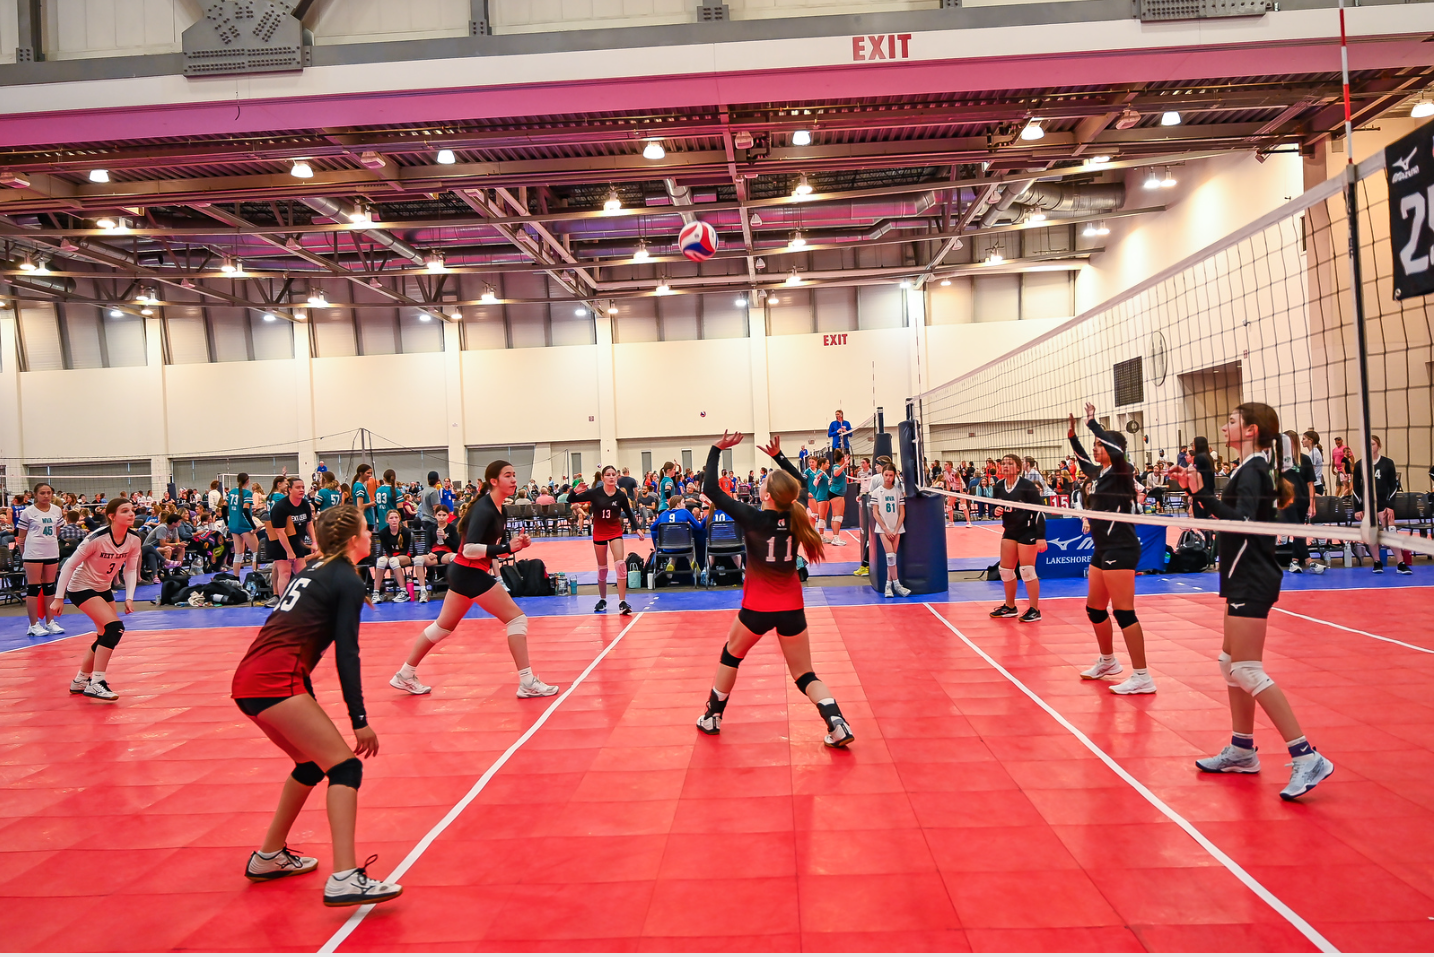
[1034,517,1167,578]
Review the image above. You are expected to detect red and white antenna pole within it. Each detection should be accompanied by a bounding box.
[1338,0,1354,164]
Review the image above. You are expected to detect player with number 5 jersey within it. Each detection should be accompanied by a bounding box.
[697,431,855,749]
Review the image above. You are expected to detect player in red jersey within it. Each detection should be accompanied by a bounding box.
[567,465,644,615]
[696,431,854,748]
[230,505,402,907]
[389,460,559,699]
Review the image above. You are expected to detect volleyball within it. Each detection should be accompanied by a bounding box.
[679,220,718,262]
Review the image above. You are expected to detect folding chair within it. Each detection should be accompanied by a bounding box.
[705,520,745,588]
[652,521,700,586]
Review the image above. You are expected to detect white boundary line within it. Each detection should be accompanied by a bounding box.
[316,612,646,954]
[921,602,1339,954]
[1272,607,1434,655]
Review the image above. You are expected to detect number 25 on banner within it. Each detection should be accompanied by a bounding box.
[1387,121,1434,300]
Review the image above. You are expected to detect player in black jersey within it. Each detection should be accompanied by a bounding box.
[1171,402,1334,800]
[266,477,315,607]
[989,454,1047,623]
[567,466,644,615]
[1069,404,1154,694]
[389,460,559,699]
[696,433,854,749]
[230,505,402,906]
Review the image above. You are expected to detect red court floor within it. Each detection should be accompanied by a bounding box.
[2,591,1433,952]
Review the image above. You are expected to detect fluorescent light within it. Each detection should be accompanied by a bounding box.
[1413,98,1434,119]
[633,241,650,262]
[290,161,313,179]
[785,269,802,286]
[425,250,446,273]
[436,149,456,165]
[262,313,277,322]
[1020,120,1045,141]
[642,141,666,160]
[655,281,672,295]
[792,173,813,198]
[96,217,117,230]
[792,129,811,146]
[789,231,806,249]
[88,169,110,183]
[603,188,622,213]
[1161,111,1181,127]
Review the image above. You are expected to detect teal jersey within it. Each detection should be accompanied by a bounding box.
[316,487,343,511]
[373,484,396,519]
[268,491,286,508]
[352,482,374,524]
[226,487,254,533]
[829,464,848,495]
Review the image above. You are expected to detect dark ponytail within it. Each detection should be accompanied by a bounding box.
[1235,402,1295,509]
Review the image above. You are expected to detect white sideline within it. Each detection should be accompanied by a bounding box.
[921,603,1339,954]
[316,612,646,954]
[1273,607,1433,655]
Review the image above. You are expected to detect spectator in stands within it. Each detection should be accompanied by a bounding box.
[0,508,13,550]
[798,444,809,470]
[977,475,996,519]
[1352,435,1412,574]
[829,410,853,452]
[617,468,638,500]
[57,509,85,558]
[1331,437,1351,496]
[145,513,187,567]
[653,493,706,575]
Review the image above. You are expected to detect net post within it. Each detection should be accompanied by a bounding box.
[1344,163,1380,563]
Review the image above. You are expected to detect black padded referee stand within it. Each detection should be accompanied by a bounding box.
[868,419,948,596]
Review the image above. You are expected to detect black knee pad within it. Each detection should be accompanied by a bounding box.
[795,671,819,693]
[325,757,363,789]
[719,647,745,669]
[25,583,42,598]
[94,620,124,650]
[40,582,56,596]
[1085,606,1109,624]
[291,761,325,787]
[1113,609,1139,629]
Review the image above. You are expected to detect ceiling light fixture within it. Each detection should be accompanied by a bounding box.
[1160,168,1177,188]
[939,278,952,287]
[262,313,277,322]
[749,212,762,227]
[359,151,386,170]
[306,289,329,308]
[1029,210,1047,223]
[607,303,618,315]
[32,257,49,275]
[1144,168,1163,190]
[0,170,30,189]
[180,278,196,289]
[290,160,313,179]
[792,173,813,198]
[1083,222,1098,237]
[642,141,666,160]
[899,279,912,288]
[436,149,456,165]
[1020,119,1045,141]
[294,309,307,320]
[766,293,779,305]
[285,237,302,250]
[1161,111,1182,126]
[1094,221,1111,236]
[425,250,447,273]
[792,129,812,146]
[109,309,123,318]
[789,231,806,249]
[348,204,374,226]
[140,306,154,316]
[785,268,802,286]
[655,280,672,295]
[986,250,1005,266]
[735,296,748,307]
[1090,154,1112,165]
[448,307,463,320]
[59,238,78,252]
[603,188,623,213]
[480,286,499,304]
[220,256,238,274]
[1413,96,1434,119]
[136,287,160,305]
[18,255,36,272]
[418,312,433,322]
[88,169,110,183]
[575,306,587,316]
[95,217,117,230]
[633,240,650,262]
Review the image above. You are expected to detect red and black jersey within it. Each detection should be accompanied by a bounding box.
[230,558,369,728]
[702,445,805,612]
[430,521,459,556]
[453,494,508,572]
[567,485,636,541]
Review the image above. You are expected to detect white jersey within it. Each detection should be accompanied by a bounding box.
[207,488,222,511]
[870,483,905,534]
[17,504,64,560]
[56,527,141,597]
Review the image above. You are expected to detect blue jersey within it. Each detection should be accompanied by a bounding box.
[226,487,254,533]
[316,487,343,511]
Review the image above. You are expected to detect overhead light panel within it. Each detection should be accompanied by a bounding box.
[88,169,110,183]
[642,141,666,160]
[633,240,650,262]
[792,173,813,198]
[603,187,623,213]
[425,249,447,273]
[789,231,806,249]
[436,149,456,165]
[1020,119,1045,141]
[792,129,812,146]
[1161,111,1182,127]
[290,161,313,179]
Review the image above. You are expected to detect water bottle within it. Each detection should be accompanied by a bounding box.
[568,578,578,597]
[555,573,566,596]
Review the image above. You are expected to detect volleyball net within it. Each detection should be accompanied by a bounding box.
[916,149,1434,562]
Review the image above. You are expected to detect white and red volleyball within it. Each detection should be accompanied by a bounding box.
[679,220,718,262]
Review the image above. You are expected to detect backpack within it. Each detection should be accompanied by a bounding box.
[625,551,644,572]
[1167,530,1209,573]
[158,575,191,605]
[243,569,273,602]
[206,580,250,605]
[499,561,526,596]
[519,559,551,596]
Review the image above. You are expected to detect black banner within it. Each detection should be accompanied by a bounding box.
[1387,119,1434,301]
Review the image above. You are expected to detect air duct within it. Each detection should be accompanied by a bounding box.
[299,197,426,265]
[0,263,76,294]
[1012,181,1126,214]
[979,179,1037,228]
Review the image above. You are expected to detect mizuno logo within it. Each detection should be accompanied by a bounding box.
[1048,534,1093,550]
[1230,603,1245,609]
[1390,146,1422,184]
[1393,147,1418,173]
[1104,559,1117,565]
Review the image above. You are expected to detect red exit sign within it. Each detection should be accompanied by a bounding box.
[822,333,849,346]
[852,34,912,61]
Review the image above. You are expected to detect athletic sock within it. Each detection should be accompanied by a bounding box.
[256,849,281,860]
[398,663,417,679]
[91,671,105,683]
[1231,731,1255,751]
[1098,655,1116,665]
[517,667,534,682]
[1132,668,1150,678]
[1285,736,1315,759]
[74,669,91,682]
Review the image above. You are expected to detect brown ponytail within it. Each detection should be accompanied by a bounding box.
[766,469,824,563]
[1235,402,1295,509]
[315,504,364,574]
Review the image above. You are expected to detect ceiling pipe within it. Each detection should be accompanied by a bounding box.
[1012,181,1127,213]
[298,197,426,265]
[0,264,76,294]
[979,179,1037,228]
[663,179,698,226]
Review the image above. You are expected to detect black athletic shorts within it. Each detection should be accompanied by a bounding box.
[595,535,624,546]
[738,607,808,637]
[447,563,498,599]
[67,588,114,607]
[23,556,59,566]
[1226,600,1274,620]
[1091,546,1141,572]
[236,676,313,717]
[1002,529,1041,546]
